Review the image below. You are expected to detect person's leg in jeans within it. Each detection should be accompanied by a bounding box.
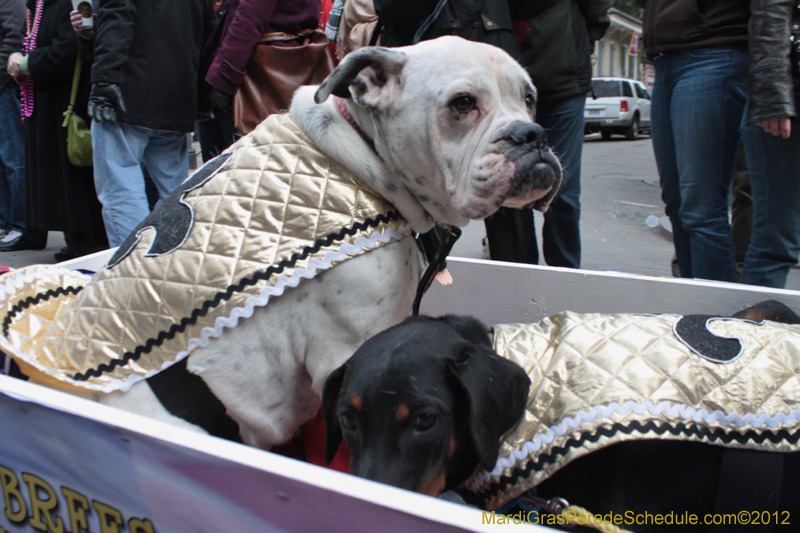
[675,46,747,282]
[536,93,586,268]
[739,94,800,288]
[650,46,747,282]
[92,120,151,247]
[0,86,26,233]
[650,56,692,278]
[141,129,189,203]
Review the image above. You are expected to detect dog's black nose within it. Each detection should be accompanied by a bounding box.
[505,121,548,148]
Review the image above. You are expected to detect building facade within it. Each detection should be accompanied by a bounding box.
[592,8,654,90]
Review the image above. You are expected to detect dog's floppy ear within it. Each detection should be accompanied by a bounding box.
[314,47,408,109]
[446,337,531,472]
[322,363,347,464]
[733,300,800,324]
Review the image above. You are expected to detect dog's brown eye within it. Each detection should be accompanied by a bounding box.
[340,412,357,431]
[413,412,436,431]
[451,95,475,114]
[525,93,535,110]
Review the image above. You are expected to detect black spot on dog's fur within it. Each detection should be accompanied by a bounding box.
[317,112,334,130]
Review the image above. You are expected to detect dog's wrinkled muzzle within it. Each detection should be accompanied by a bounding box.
[492,120,562,212]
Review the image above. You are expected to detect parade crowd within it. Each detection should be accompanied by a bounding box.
[0,0,798,289]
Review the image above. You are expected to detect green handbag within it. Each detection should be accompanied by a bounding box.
[62,54,93,167]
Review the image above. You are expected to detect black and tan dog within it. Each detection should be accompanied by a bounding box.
[323,314,530,497]
[323,302,800,529]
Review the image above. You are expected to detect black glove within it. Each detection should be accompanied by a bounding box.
[88,82,127,124]
[209,87,233,116]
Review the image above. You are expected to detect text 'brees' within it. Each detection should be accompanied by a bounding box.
[0,464,156,533]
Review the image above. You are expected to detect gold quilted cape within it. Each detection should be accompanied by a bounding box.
[472,311,800,509]
[0,113,410,392]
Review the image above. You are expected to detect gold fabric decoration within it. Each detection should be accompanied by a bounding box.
[0,114,410,392]
[474,312,800,509]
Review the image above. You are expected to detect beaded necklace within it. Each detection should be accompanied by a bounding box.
[20,0,44,122]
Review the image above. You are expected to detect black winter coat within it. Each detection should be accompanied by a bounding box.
[517,0,612,102]
[374,0,521,59]
[747,0,797,124]
[637,0,750,58]
[25,0,104,233]
[92,0,216,132]
[0,0,25,89]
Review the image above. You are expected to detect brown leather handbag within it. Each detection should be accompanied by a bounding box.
[233,29,336,134]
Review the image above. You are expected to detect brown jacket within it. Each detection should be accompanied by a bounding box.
[338,0,379,58]
[637,0,749,58]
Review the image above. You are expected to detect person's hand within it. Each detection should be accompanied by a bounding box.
[7,52,24,83]
[757,116,792,139]
[88,83,127,124]
[70,9,95,40]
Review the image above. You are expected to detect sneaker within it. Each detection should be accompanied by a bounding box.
[0,229,8,241]
[0,230,22,244]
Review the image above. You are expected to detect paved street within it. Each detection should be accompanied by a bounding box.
[3,133,799,290]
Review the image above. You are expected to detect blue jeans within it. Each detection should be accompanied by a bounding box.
[92,121,188,246]
[0,86,25,232]
[530,93,586,268]
[739,83,800,288]
[650,45,749,282]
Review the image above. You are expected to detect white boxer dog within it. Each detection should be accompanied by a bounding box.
[3,37,561,450]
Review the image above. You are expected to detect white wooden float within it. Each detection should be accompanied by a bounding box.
[2,251,798,533]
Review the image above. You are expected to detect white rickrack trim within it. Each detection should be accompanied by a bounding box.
[56,224,412,393]
[469,400,800,491]
[0,264,92,302]
[0,265,93,376]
